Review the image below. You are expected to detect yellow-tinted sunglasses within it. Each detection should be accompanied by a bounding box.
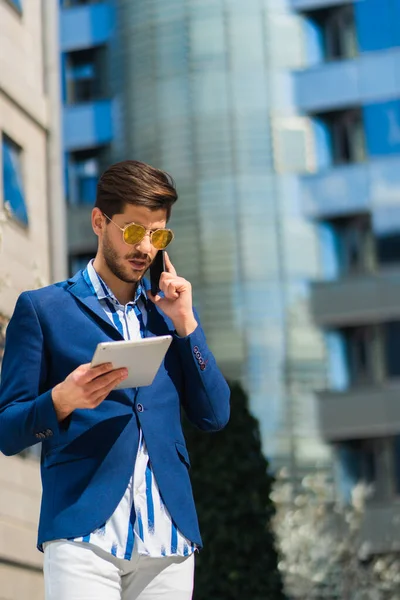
[103,213,174,249]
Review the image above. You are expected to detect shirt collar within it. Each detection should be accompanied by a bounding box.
[85,260,147,307]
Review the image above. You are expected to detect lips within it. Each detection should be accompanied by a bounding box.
[128,259,147,270]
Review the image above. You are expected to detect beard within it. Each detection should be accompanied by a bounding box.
[102,231,151,284]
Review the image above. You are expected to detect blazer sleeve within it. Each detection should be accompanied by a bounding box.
[173,312,230,432]
[0,292,61,456]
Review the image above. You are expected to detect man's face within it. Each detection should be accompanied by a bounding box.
[98,205,168,284]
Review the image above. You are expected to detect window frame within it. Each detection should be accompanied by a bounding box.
[1,132,29,229]
[308,3,358,63]
[4,0,23,14]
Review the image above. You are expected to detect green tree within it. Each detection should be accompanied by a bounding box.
[184,381,285,600]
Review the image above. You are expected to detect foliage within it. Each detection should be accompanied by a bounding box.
[183,381,285,600]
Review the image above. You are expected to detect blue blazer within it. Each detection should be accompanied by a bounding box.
[0,271,230,550]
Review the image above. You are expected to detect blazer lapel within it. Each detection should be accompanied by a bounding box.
[66,271,124,341]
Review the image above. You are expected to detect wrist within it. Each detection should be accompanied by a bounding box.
[174,315,198,337]
[52,384,73,423]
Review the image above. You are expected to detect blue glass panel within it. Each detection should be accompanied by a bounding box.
[312,117,333,170]
[2,136,28,227]
[303,16,324,66]
[9,0,22,11]
[63,100,113,151]
[373,207,400,265]
[393,437,400,494]
[69,63,95,79]
[60,3,114,53]
[325,330,349,391]
[335,444,362,502]
[355,0,400,52]
[78,176,97,204]
[318,222,339,280]
[364,100,400,156]
[61,53,67,103]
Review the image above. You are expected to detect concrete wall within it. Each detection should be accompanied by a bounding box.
[0,454,43,599]
[0,0,52,317]
[0,0,66,318]
[0,0,63,594]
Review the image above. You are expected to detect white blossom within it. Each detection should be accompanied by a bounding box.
[272,470,400,599]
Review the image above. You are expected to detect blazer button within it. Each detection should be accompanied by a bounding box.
[200,363,206,371]
[193,346,199,353]
[137,403,144,413]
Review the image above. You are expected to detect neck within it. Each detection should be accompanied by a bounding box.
[92,255,139,305]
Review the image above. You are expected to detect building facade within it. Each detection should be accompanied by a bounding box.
[112,0,330,475]
[0,0,65,596]
[59,0,115,273]
[60,0,333,476]
[292,0,400,552]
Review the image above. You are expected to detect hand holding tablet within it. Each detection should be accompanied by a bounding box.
[90,335,173,389]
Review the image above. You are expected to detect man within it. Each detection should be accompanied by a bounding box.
[0,160,230,600]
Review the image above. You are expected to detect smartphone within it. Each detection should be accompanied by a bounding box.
[150,250,165,296]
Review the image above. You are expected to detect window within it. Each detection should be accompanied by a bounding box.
[67,149,103,205]
[373,207,400,267]
[66,47,107,104]
[308,4,358,62]
[69,253,94,277]
[328,214,375,277]
[343,325,381,386]
[316,109,366,165]
[6,0,22,12]
[393,437,400,496]
[2,134,29,227]
[62,0,102,7]
[376,232,400,266]
[384,322,400,378]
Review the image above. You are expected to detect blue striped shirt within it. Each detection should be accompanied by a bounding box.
[71,260,195,559]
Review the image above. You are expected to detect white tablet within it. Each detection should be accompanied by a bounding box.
[91,335,173,389]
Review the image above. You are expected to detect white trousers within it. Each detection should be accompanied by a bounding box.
[43,540,195,600]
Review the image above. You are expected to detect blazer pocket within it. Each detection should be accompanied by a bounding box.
[175,442,191,469]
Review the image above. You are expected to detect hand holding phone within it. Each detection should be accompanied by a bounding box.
[150,250,165,296]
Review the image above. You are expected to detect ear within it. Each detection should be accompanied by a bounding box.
[92,208,104,237]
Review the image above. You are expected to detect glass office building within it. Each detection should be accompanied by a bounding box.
[292,0,400,552]
[59,0,116,272]
[113,0,330,474]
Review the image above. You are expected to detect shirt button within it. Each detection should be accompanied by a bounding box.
[137,403,144,413]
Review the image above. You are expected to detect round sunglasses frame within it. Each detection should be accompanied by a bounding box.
[102,212,174,249]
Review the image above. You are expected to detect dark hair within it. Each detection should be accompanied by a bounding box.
[95,160,178,220]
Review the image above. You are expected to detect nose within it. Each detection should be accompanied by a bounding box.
[135,231,152,254]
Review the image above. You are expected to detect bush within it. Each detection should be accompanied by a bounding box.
[184,381,285,600]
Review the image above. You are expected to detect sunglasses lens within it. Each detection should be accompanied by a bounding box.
[123,224,146,245]
[151,229,174,249]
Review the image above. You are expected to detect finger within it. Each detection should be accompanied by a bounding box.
[85,368,128,394]
[146,290,163,304]
[165,281,179,299]
[164,252,177,276]
[91,376,125,406]
[79,362,114,385]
